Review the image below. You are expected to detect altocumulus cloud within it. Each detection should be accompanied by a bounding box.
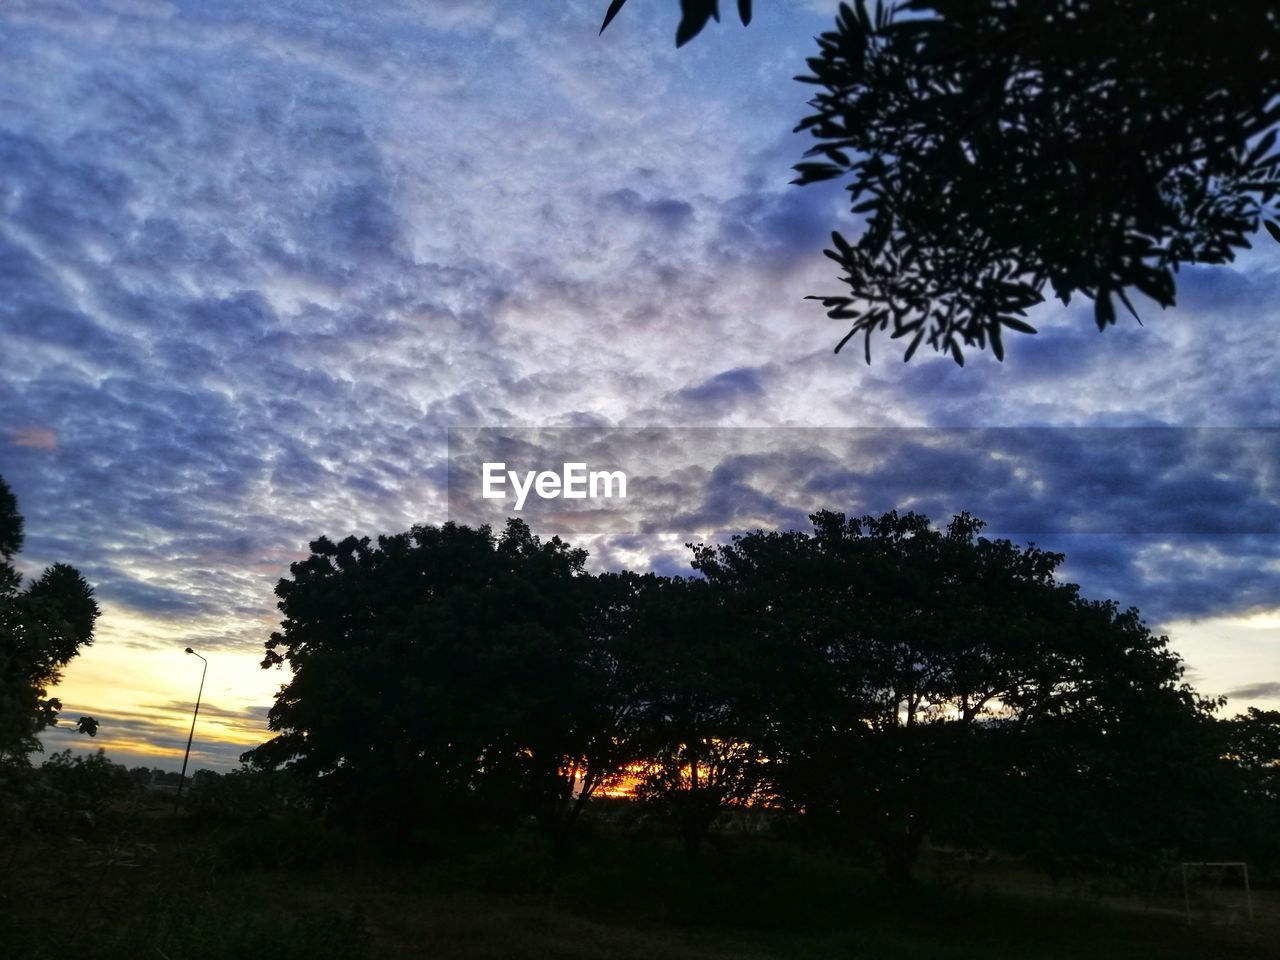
[0,0,1278,758]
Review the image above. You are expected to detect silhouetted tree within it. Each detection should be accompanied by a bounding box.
[38,748,134,817]
[1219,707,1280,869]
[0,475,99,765]
[1229,707,1280,801]
[243,507,1258,880]
[247,519,641,853]
[956,616,1232,881]
[547,571,664,853]
[628,575,768,858]
[692,509,1215,882]
[602,1,1280,364]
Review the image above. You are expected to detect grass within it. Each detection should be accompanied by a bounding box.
[1,801,1276,960]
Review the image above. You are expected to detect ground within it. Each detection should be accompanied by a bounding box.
[1,798,1276,959]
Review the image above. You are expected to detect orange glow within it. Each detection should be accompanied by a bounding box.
[597,764,644,798]
[10,426,57,451]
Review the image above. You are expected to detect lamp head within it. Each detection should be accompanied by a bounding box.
[184,647,194,654]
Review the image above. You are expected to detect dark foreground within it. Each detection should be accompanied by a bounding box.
[2,803,1276,960]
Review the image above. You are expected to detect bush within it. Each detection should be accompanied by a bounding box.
[0,749,135,838]
[40,749,135,808]
[184,765,307,823]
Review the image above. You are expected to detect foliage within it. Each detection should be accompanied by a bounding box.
[0,749,135,841]
[603,1,1280,364]
[244,509,1268,879]
[690,509,1217,880]
[1221,707,1280,871]
[127,764,183,790]
[245,519,642,851]
[0,475,100,763]
[1228,707,1280,797]
[795,0,1280,363]
[39,748,135,816]
[600,0,752,48]
[624,574,769,857]
[184,765,311,824]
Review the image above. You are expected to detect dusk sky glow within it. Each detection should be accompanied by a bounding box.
[3,0,1279,771]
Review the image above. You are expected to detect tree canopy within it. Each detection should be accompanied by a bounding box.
[244,519,644,850]
[601,0,1280,364]
[247,509,1258,877]
[0,475,100,764]
[689,510,1220,878]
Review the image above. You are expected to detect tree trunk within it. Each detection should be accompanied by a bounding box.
[543,770,596,861]
[678,788,721,860]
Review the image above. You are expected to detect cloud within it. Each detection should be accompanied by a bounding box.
[715,177,845,270]
[1225,681,1280,701]
[446,424,1280,624]
[671,364,772,414]
[39,697,267,771]
[9,426,57,451]
[603,188,695,231]
[1,0,1278,741]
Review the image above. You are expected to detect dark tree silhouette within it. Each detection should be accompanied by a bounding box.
[626,575,767,858]
[1229,707,1280,800]
[691,509,1215,882]
[602,1,1280,364]
[246,519,644,853]
[1220,707,1280,868]
[0,475,99,763]
[244,509,1261,878]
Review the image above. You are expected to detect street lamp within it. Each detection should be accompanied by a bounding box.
[174,646,207,812]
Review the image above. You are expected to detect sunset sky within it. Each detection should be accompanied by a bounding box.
[2,0,1279,772]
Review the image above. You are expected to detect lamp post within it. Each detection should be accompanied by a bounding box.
[174,646,207,812]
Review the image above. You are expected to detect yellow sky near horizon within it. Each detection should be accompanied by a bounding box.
[40,598,1280,774]
[42,602,290,770]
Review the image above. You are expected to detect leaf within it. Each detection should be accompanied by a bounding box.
[1132,269,1176,307]
[903,328,925,362]
[792,162,843,183]
[838,2,857,34]
[1265,219,1280,245]
[599,0,628,34]
[1116,288,1142,326]
[738,0,752,26]
[1094,290,1116,331]
[676,0,719,47]
[855,0,871,31]
[999,316,1037,334]
[1246,129,1277,168]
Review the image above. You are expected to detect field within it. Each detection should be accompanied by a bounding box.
[2,800,1277,960]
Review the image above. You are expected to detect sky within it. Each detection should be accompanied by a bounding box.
[2,0,1278,772]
